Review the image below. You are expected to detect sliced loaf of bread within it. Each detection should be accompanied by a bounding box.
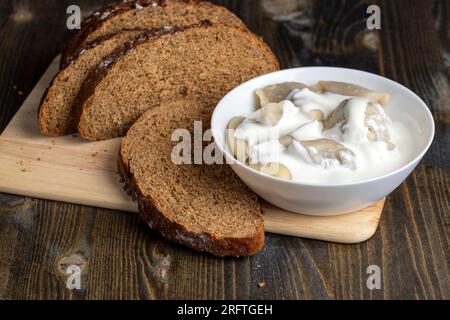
[119,99,264,257]
[77,22,280,140]
[61,0,246,68]
[39,30,145,136]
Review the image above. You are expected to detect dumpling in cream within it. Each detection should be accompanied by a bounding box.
[256,82,308,106]
[324,98,395,150]
[314,81,390,106]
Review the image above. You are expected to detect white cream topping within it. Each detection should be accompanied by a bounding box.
[291,88,350,118]
[229,86,416,184]
[235,100,310,146]
[290,120,323,141]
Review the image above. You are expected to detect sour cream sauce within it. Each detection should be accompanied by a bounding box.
[233,88,414,184]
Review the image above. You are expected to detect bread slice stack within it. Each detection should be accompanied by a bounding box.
[38,0,280,256]
[39,30,144,136]
[39,0,247,136]
[77,22,279,140]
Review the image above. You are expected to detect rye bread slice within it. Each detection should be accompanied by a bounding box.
[61,0,246,69]
[77,22,280,140]
[38,30,145,136]
[119,99,264,257]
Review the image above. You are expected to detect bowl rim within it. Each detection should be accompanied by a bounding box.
[211,66,435,188]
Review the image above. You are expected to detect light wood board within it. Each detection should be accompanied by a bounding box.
[0,56,385,244]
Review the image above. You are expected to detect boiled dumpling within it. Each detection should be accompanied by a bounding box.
[314,81,390,106]
[293,138,357,169]
[256,82,308,106]
[260,102,283,126]
[249,162,292,180]
[227,116,249,163]
[324,99,395,149]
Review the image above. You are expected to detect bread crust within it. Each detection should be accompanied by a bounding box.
[62,28,147,69]
[118,135,265,257]
[77,22,280,140]
[61,0,247,69]
[76,23,190,140]
[61,0,158,69]
[38,72,60,135]
[38,29,146,136]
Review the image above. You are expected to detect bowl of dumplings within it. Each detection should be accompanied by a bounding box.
[211,67,435,215]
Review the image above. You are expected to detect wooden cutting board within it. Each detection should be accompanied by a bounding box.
[0,56,385,244]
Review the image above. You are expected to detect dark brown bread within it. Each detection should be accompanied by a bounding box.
[61,0,247,69]
[38,30,144,136]
[78,22,280,140]
[119,99,265,257]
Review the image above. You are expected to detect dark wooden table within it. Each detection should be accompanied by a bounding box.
[0,0,448,300]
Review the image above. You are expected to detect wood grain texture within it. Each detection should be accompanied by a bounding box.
[0,0,448,300]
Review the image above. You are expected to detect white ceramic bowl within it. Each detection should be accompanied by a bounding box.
[211,67,435,216]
